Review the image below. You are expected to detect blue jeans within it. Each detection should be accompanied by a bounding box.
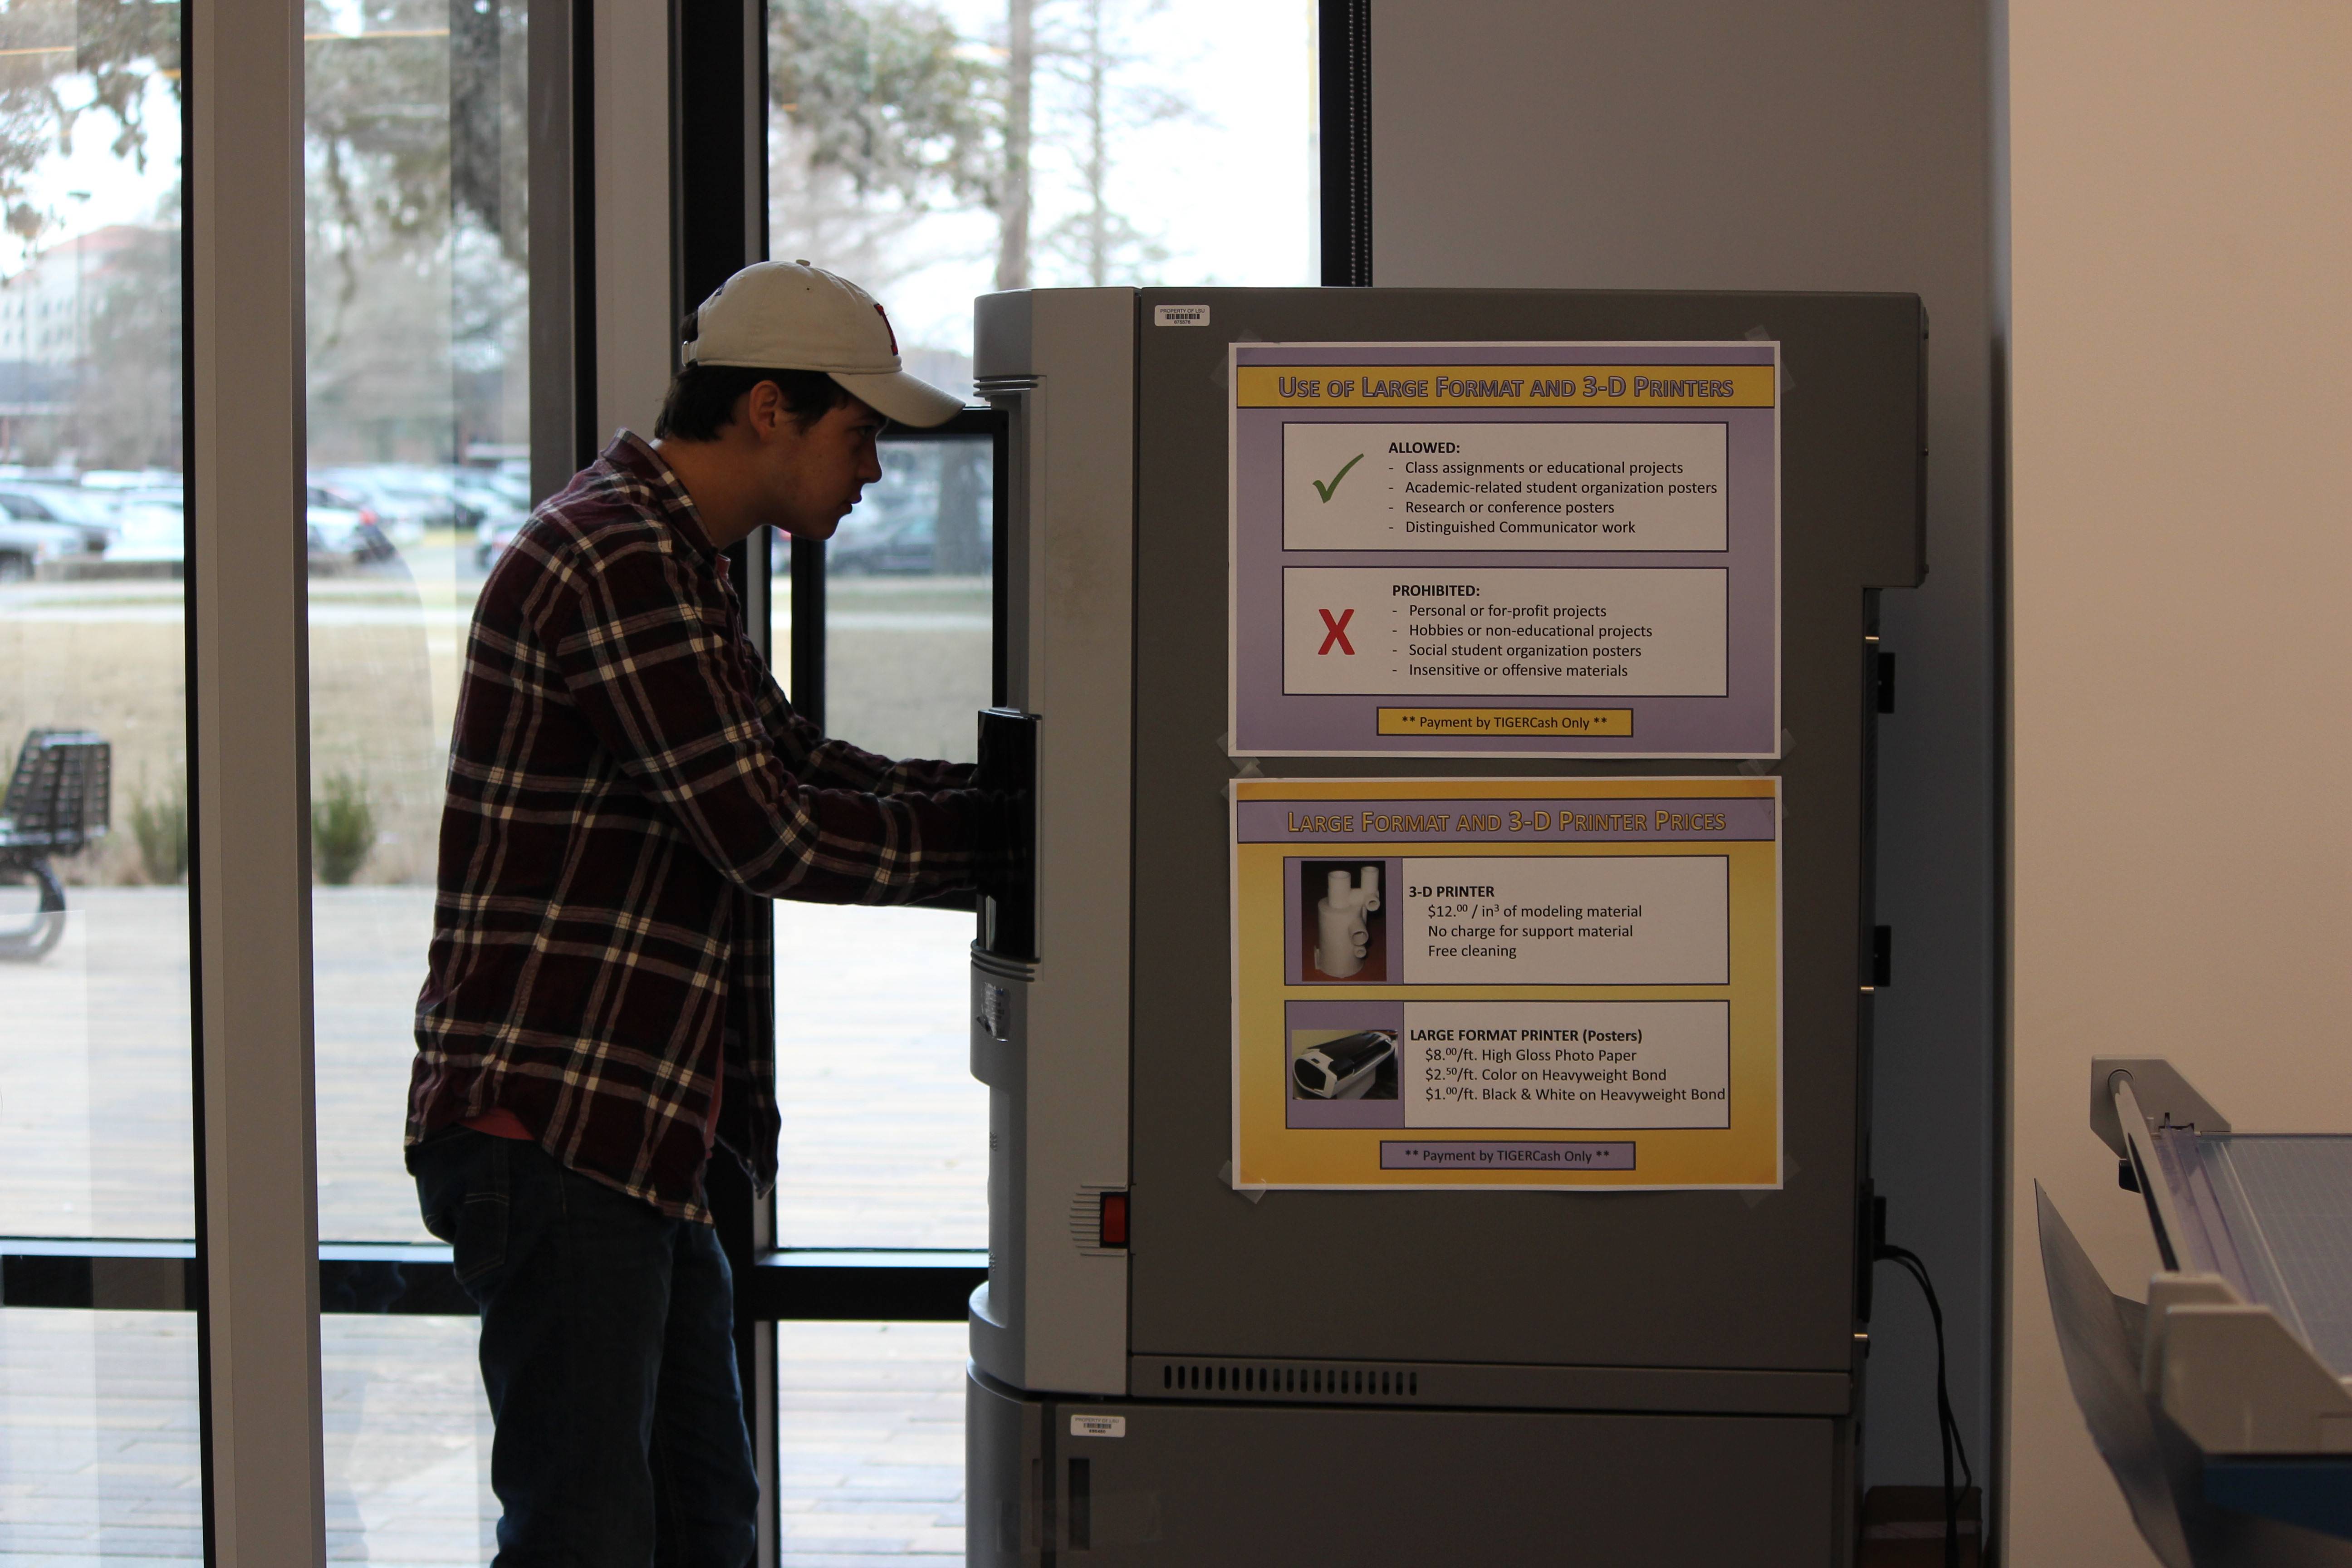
[412,1130,759,1568]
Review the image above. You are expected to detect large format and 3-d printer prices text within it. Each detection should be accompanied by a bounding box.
[1232,779,1781,1190]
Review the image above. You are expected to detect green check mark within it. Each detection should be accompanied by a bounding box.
[1311,452,1366,503]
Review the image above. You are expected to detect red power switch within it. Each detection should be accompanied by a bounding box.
[1098,1191,1130,1248]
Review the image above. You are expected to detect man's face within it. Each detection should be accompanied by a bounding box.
[760,393,886,541]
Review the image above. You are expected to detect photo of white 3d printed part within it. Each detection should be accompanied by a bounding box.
[1305,862,1384,981]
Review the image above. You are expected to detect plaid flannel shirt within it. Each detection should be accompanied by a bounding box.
[407,433,986,1222]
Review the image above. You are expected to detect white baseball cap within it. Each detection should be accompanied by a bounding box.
[681,260,964,428]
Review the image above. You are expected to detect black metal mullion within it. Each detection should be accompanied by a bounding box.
[990,409,1010,708]
[568,0,598,472]
[4,1247,985,1323]
[788,534,826,730]
[746,1258,988,1323]
[675,1,757,317]
[1318,0,1372,287]
[675,9,779,1562]
[176,0,213,1556]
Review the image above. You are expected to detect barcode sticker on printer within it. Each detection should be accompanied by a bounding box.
[1069,1414,1126,1438]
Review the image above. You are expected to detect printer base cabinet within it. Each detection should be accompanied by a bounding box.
[968,1368,1843,1566]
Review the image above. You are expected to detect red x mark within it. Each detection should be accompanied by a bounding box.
[1317,608,1356,655]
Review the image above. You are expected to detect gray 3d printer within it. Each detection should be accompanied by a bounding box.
[965,285,1925,1565]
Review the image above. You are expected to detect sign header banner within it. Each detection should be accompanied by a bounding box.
[1235,364,1779,409]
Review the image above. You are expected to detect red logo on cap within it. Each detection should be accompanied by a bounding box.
[874,303,898,355]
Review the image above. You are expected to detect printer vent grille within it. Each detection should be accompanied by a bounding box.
[1144,1358,1421,1403]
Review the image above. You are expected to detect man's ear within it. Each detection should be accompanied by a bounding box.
[740,378,788,441]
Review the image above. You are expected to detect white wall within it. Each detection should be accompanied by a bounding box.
[2004,3,2352,1563]
[1371,0,2001,1489]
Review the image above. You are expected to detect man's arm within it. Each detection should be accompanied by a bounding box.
[545,532,988,903]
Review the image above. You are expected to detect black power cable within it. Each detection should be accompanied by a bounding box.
[1875,1242,1975,1568]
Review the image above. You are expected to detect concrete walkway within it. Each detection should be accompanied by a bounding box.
[2,884,985,1248]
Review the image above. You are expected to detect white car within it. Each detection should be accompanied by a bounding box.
[79,467,179,491]
[0,516,82,580]
[0,485,119,554]
[107,493,186,564]
[98,488,390,571]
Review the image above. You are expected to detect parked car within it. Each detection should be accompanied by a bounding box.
[106,492,186,564]
[314,466,441,544]
[821,454,988,575]
[450,470,528,530]
[78,468,180,492]
[0,516,81,580]
[829,511,944,575]
[307,484,395,567]
[826,495,990,575]
[95,487,386,571]
[0,485,119,554]
[473,509,528,569]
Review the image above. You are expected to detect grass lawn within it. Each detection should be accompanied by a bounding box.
[0,563,992,888]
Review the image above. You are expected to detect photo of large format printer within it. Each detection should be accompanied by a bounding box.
[1290,1029,1399,1100]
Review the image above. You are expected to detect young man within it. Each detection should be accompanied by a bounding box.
[407,262,994,1565]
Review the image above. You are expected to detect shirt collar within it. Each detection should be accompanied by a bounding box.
[606,429,720,556]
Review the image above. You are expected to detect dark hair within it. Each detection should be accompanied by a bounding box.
[654,363,849,441]
[655,313,853,440]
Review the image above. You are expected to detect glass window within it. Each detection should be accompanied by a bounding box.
[304,0,531,1247]
[0,0,191,1245]
[777,1319,969,1563]
[0,6,199,1560]
[322,1315,495,1561]
[775,424,997,1250]
[0,1308,202,1562]
[769,0,1318,396]
[774,901,990,1249]
[299,7,522,1557]
[768,0,1316,1251]
[820,431,993,765]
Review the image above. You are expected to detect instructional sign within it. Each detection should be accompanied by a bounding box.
[1231,778,1780,1190]
[1229,343,1779,757]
